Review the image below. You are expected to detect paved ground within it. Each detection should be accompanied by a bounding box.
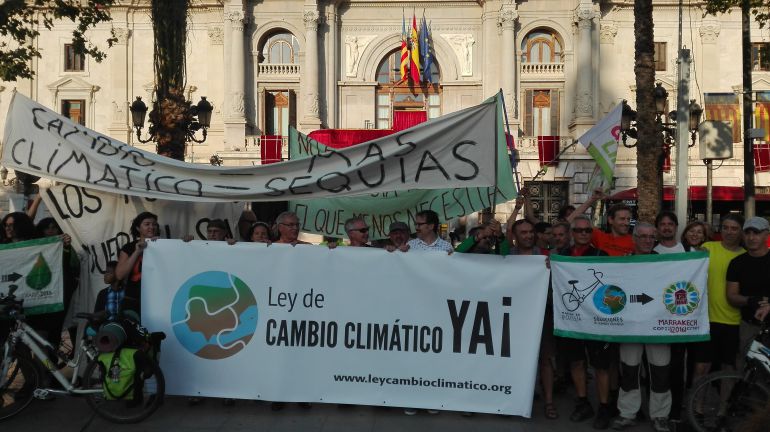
[4,390,649,432]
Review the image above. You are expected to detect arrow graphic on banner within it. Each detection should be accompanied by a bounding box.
[1,273,22,283]
[630,293,654,305]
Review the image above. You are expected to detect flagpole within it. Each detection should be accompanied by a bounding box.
[499,89,521,193]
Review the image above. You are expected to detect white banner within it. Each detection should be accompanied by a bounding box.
[0,236,63,315]
[142,241,550,416]
[39,185,241,322]
[551,252,710,343]
[2,93,500,202]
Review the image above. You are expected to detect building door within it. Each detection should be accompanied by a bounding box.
[525,181,569,223]
[264,90,295,136]
[524,89,560,137]
[62,99,86,126]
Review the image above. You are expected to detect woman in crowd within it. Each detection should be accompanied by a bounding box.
[1,212,36,244]
[248,221,272,243]
[115,212,158,314]
[681,220,711,251]
[34,217,81,350]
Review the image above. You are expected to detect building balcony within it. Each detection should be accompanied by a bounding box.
[215,135,289,166]
[258,63,300,76]
[520,62,564,78]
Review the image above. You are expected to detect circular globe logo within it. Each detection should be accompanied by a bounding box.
[592,284,627,315]
[171,271,258,360]
[663,281,700,316]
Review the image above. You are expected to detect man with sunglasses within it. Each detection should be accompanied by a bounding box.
[726,217,770,363]
[555,215,614,429]
[344,217,371,247]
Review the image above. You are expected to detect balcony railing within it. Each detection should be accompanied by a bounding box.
[521,62,564,75]
[214,136,290,166]
[258,63,300,76]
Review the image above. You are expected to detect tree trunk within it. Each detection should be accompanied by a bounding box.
[149,0,190,161]
[634,0,662,223]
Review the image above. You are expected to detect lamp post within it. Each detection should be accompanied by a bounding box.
[129,95,213,160]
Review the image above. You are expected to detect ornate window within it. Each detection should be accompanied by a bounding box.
[374,50,440,129]
[262,32,299,64]
[521,30,563,63]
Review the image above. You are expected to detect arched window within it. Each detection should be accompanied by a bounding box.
[521,29,563,63]
[374,50,441,129]
[261,31,299,64]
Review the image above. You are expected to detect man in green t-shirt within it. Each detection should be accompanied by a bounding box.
[693,214,745,383]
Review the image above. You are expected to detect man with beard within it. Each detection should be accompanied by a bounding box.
[653,212,684,253]
[568,191,634,256]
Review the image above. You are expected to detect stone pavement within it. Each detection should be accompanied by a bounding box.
[3,391,644,432]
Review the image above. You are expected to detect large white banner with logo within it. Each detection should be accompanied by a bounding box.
[3,92,501,201]
[0,236,63,315]
[142,240,550,416]
[551,252,710,343]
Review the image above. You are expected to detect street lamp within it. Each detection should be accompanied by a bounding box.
[129,95,214,144]
[620,83,703,148]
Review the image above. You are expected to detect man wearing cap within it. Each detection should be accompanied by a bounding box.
[726,216,770,361]
[384,221,410,252]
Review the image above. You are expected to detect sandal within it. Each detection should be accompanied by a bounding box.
[544,402,559,420]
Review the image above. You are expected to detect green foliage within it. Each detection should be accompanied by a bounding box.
[0,0,117,81]
[704,0,770,26]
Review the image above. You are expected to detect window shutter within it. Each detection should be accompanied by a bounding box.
[550,90,559,136]
[525,89,533,136]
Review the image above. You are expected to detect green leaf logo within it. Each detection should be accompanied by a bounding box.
[26,253,52,291]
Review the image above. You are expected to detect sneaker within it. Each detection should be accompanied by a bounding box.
[427,409,439,414]
[404,408,417,415]
[652,417,670,432]
[611,416,636,430]
[593,404,612,430]
[571,400,595,422]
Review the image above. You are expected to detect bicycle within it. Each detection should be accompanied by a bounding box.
[685,321,770,432]
[562,268,605,312]
[0,286,165,423]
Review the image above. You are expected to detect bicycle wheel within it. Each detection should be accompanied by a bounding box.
[686,370,769,432]
[82,355,165,424]
[0,353,39,421]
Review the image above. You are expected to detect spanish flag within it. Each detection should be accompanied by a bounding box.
[400,14,409,80]
[410,14,421,84]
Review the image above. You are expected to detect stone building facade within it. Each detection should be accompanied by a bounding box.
[1,0,768,222]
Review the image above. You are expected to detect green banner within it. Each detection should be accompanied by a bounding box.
[288,98,517,239]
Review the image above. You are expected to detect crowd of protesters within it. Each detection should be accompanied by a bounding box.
[3,188,770,429]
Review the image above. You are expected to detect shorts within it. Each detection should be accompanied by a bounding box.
[558,337,615,370]
[690,322,739,366]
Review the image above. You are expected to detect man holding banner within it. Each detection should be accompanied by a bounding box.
[611,223,672,432]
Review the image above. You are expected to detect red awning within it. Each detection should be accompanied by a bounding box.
[609,186,770,202]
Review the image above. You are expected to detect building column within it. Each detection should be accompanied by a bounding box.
[108,25,130,143]
[481,3,500,99]
[498,3,518,129]
[572,1,595,136]
[300,7,322,131]
[224,1,246,150]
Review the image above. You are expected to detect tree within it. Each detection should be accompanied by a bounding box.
[634,0,664,223]
[148,0,191,160]
[0,0,116,82]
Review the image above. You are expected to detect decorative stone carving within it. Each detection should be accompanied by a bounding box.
[600,22,618,44]
[303,10,320,31]
[574,5,595,27]
[112,100,125,121]
[345,35,376,77]
[441,34,475,76]
[699,19,721,43]
[498,4,518,29]
[226,9,244,32]
[208,26,224,45]
[576,91,593,117]
[230,91,245,115]
[306,93,319,116]
[112,28,130,45]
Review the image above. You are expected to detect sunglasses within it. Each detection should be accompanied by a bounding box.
[571,227,593,234]
[350,227,370,234]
